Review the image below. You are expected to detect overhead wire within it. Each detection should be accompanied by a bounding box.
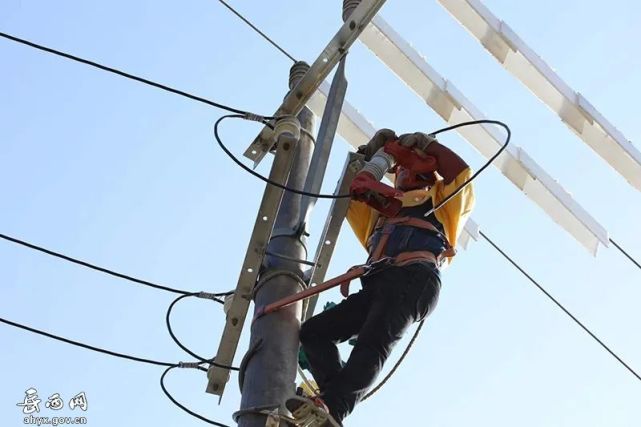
[215,114,512,205]
[2,316,233,425]
[609,238,641,271]
[0,233,238,370]
[424,120,511,216]
[216,0,297,63]
[364,230,641,400]
[0,31,268,117]
[480,230,641,382]
[214,114,351,199]
[161,365,232,427]
[0,233,192,295]
[0,316,176,367]
[166,292,240,371]
[0,28,250,425]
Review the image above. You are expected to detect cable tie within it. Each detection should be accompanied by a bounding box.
[197,291,227,301]
[178,361,203,369]
[243,112,266,122]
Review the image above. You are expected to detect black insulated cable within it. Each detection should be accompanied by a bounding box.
[160,365,232,427]
[424,119,511,217]
[0,232,190,295]
[0,316,174,367]
[166,293,240,371]
[214,115,512,203]
[0,31,267,117]
[214,114,351,199]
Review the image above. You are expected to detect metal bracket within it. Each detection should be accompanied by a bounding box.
[300,57,349,222]
[242,0,388,167]
[206,131,299,398]
[304,152,364,320]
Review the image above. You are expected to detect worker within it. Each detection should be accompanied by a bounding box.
[288,128,475,426]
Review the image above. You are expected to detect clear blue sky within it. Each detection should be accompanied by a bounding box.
[1,1,640,426]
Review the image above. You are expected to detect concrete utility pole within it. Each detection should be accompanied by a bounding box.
[231,3,374,425]
[238,62,316,427]
[207,0,387,400]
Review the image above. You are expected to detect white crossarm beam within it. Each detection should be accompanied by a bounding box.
[438,0,641,191]
[357,16,609,254]
[308,82,480,248]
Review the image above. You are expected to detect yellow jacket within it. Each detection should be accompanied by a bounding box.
[346,167,475,265]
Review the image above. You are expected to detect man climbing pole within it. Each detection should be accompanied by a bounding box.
[287,128,475,426]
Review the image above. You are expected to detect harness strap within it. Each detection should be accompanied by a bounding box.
[370,216,456,263]
[393,250,438,266]
[253,265,368,320]
[253,251,440,321]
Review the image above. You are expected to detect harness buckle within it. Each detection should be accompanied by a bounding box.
[363,257,394,276]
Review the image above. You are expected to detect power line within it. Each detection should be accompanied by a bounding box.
[214,114,353,199]
[215,114,512,203]
[161,365,232,427]
[610,238,641,271]
[2,316,229,426]
[1,233,238,368]
[0,31,265,117]
[363,319,424,401]
[365,230,641,401]
[479,230,641,382]
[216,0,297,63]
[0,232,191,295]
[2,316,230,425]
[0,316,176,367]
[166,293,240,371]
[424,120,511,217]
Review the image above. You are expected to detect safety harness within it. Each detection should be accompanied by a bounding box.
[369,215,456,264]
[254,215,455,321]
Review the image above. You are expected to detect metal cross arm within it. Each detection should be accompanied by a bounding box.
[242,0,388,167]
[438,0,641,191]
[304,152,364,320]
[358,15,610,254]
[206,124,299,398]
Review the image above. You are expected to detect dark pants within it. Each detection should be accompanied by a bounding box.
[299,263,441,423]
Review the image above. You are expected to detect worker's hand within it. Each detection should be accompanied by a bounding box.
[357,128,397,160]
[350,172,401,199]
[398,132,438,154]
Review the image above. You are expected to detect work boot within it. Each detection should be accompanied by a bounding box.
[285,395,341,427]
